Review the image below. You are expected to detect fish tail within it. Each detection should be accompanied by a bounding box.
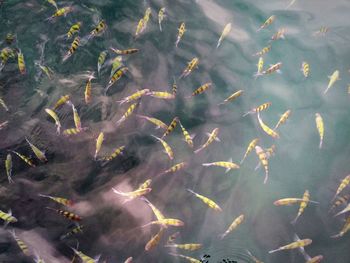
[112,188,123,195]
[263,171,269,184]
[186,189,196,195]
[38,194,50,198]
[268,248,280,254]
[253,72,262,80]
[202,163,211,167]
[290,217,298,225]
[218,233,225,240]
[308,200,320,204]
[242,111,251,117]
[216,40,221,49]
[319,139,323,149]
[331,233,341,238]
[159,23,162,32]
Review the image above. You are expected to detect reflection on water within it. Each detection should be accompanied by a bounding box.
[1,0,350,262]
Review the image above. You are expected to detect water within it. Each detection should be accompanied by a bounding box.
[1,0,350,262]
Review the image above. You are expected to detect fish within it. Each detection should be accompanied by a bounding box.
[254,57,264,78]
[274,110,291,130]
[329,194,350,213]
[46,207,82,221]
[145,227,165,251]
[110,47,138,55]
[137,179,152,190]
[25,137,47,162]
[202,160,240,173]
[331,216,350,238]
[124,257,133,263]
[52,95,70,110]
[70,246,100,263]
[273,198,318,206]
[147,91,175,100]
[5,33,16,45]
[291,190,312,225]
[158,162,188,176]
[60,224,84,240]
[179,122,194,148]
[0,47,15,71]
[46,0,58,9]
[243,102,272,116]
[268,238,312,254]
[194,128,220,154]
[219,214,244,239]
[165,243,202,251]
[136,114,168,130]
[45,108,61,134]
[0,97,9,112]
[255,146,269,184]
[10,150,35,167]
[313,26,329,37]
[332,174,350,201]
[301,62,310,78]
[257,15,276,31]
[262,62,282,75]
[102,145,125,162]
[141,197,165,220]
[88,20,107,40]
[117,89,150,105]
[180,57,198,78]
[175,22,186,47]
[0,121,9,130]
[0,209,18,225]
[62,36,80,62]
[162,117,179,138]
[216,23,232,48]
[109,56,123,78]
[252,45,271,57]
[188,82,212,98]
[5,153,13,183]
[67,22,81,39]
[115,102,139,126]
[105,66,128,94]
[169,253,201,263]
[143,7,151,24]
[72,104,82,131]
[94,132,104,160]
[166,232,180,245]
[46,6,73,21]
[255,145,276,171]
[85,73,95,104]
[33,251,46,263]
[151,135,174,160]
[270,28,286,41]
[97,50,108,76]
[257,112,280,139]
[135,18,145,37]
[324,70,340,94]
[9,230,30,256]
[37,64,54,79]
[158,7,166,31]
[315,113,324,148]
[218,90,244,105]
[39,194,73,206]
[143,218,184,228]
[17,49,26,74]
[63,127,86,136]
[240,138,259,164]
[112,187,151,204]
[334,203,350,217]
[187,189,222,212]
[172,77,177,95]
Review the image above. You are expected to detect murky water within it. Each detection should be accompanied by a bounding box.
[1,0,350,262]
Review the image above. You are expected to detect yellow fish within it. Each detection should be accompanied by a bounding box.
[5,153,13,183]
[255,145,269,184]
[324,70,340,94]
[333,174,350,201]
[85,73,95,104]
[257,112,280,139]
[158,162,188,176]
[179,122,194,148]
[269,238,312,254]
[274,110,291,130]
[162,117,179,138]
[67,22,81,39]
[10,150,35,167]
[218,90,244,105]
[17,49,26,74]
[315,113,324,148]
[254,57,264,78]
[147,91,175,100]
[62,36,80,62]
[39,194,73,207]
[72,104,82,131]
[115,102,138,126]
[301,62,310,78]
[151,135,174,160]
[202,160,240,173]
[194,128,220,154]
[187,189,222,212]
[0,209,18,225]
[141,197,165,220]
[240,138,259,164]
[112,187,151,204]
[257,15,276,31]
[291,190,312,224]
[188,82,212,98]
[102,145,125,163]
[216,23,232,48]
[180,57,198,78]
[175,22,186,47]
[158,7,166,32]
[117,89,150,105]
[45,108,61,134]
[88,20,107,40]
[9,230,30,256]
[165,243,202,251]
[136,115,168,130]
[331,216,350,238]
[94,132,104,160]
[97,50,108,76]
[145,227,165,251]
[243,102,271,116]
[70,246,99,263]
[219,214,244,239]
[25,138,47,162]
[252,45,271,57]
[46,6,73,21]
[105,66,128,94]
[52,94,70,110]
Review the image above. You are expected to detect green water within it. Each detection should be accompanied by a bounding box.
[1,0,350,262]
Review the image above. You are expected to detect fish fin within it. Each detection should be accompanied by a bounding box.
[225,167,231,173]
[277,69,282,74]
[193,147,202,154]
[214,137,221,142]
